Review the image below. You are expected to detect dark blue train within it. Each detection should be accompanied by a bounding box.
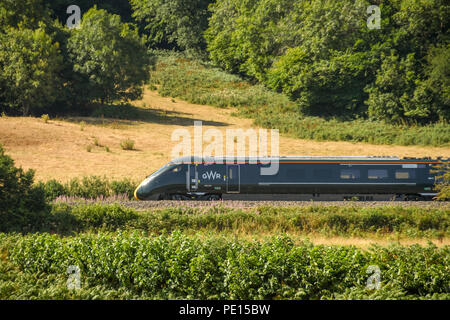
[134,156,446,201]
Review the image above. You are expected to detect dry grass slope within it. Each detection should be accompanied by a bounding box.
[1,88,449,182]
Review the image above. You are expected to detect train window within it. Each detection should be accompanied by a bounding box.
[395,170,415,179]
[171,166,182,173]
[340,169,360,179]
[368,169,388,179]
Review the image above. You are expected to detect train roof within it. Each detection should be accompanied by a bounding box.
[169,156,447,163]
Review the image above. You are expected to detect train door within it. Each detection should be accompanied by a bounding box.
[187,164,198,192]
[226,164,240,193]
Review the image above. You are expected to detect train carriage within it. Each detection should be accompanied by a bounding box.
[134,156,445,201]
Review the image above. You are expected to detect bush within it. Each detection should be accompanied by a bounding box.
[39,179,66,201]
[110,178,137,199]
[64,176,111,199]
[41,114,50,123]
[120,139,135,150]
[0,145,48,232]
[433,162,450,200]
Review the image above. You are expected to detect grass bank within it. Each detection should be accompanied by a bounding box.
[150,51,450,147]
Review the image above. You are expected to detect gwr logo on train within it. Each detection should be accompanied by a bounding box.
[202,171,222,180]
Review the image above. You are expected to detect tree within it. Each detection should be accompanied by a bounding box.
[0,0,52,31]
[433,162,450,200]
[0,26,63,115]
[205,0,449,123]
[131,0,212,51]
[423,44,450,121]
[67,7,150,104]
[48,0,134,24]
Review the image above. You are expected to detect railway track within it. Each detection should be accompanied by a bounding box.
[124,200,450,210]
[55,199,450,210]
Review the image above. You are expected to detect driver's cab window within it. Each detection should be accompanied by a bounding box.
[171,165,183,173]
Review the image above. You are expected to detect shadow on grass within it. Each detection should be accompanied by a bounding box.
[63,103,228,127]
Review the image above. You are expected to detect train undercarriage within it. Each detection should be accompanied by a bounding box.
[157,193,436,201]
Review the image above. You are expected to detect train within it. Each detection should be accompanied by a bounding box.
[134,156,446,201]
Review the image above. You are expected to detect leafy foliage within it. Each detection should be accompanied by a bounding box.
[0,145,48,232]
[38,176,138,201]
[205,0,450,124]
[4,202,448,238]
[131,0,212,51]
[0,3,151,116]
[48,0,134,24]
[67,7,149,104]
[0,0,53,30]
[0,26,62,115]
[6,232,450,299]
[433,162,450,200]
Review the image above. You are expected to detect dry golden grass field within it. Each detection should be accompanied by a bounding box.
[1,88,449,182]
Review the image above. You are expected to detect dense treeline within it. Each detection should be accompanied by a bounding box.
[0,0,448,125]
[206,0,449,124]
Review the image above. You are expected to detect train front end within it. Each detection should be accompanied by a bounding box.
[134,160,187,200]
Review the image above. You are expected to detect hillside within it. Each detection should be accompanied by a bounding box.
[1,88,449,182]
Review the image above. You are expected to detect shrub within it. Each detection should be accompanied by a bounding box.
[0,145,48,232]
[110,179,137,199]
[40,179,66,201]
[64,176,111,199]
[93,137,101,147]
[120,139,135,150]
[41,114,50,123]
[433,162,450,200]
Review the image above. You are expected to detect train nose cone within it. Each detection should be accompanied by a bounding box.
[134,177,155,200]
[134,186,143,201]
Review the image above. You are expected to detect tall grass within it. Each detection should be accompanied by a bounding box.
[150,51,450,147]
